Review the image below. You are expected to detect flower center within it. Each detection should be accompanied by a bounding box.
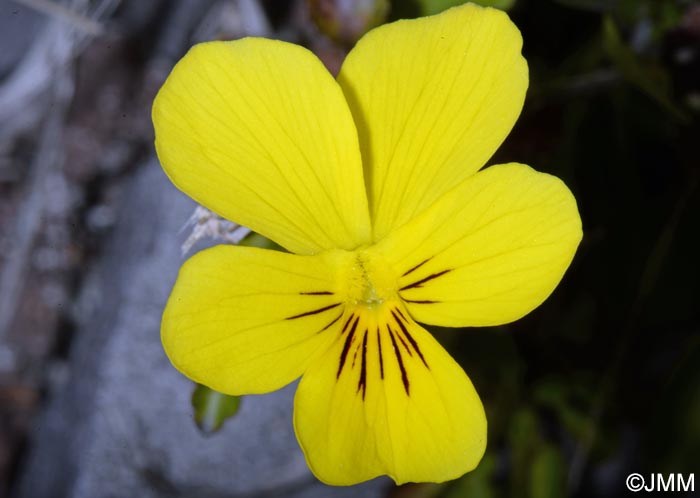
[342,249,398,309]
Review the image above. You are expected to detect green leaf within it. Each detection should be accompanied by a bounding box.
[441,453,497,498]
[418,0,515,16]
[191,383,242,434]
[602,16,688,122]
[508,407,540,494]
[238,231,281,250]
[532,378,594,440]
[238,230,287,253]
[529,445,566,498]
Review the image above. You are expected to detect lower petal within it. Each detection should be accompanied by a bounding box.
[293,303,486,485]
[162,245,350,395]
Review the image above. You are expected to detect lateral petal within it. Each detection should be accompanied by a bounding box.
[375,163,582,327]
[294,303,486,485]
[338,4,528,240]
[153,39,371,255]
[162,245,351,395]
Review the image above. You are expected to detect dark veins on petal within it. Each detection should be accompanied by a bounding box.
[376,327,384,379]
[285,302,341,320]
[337,315,360,378]
[357,329,368,399]
[400,269,452,291]
[388,324,410,395]
[317,312,343,334]
[334,306,433,400]
[401,257,432,277]
[391,309,429,369]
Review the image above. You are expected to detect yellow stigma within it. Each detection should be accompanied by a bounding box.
[340,248,398,308]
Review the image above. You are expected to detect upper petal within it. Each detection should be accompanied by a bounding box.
[338,4,528,241]
[374,163,582,327]
[162,245,351,395]
[153,39,371,255]
[294,302,486,485]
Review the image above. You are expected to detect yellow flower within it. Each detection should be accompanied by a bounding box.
[153,3,582,486]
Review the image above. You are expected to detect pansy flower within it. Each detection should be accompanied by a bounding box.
[153,3,582,486]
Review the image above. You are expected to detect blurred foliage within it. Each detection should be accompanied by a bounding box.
[308,0,390,45]
[390,0,515,19]
[602,15,688,121]
[418,0,516,15]
[191,383,241,434]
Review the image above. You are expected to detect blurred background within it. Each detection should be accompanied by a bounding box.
[0,0,698,497]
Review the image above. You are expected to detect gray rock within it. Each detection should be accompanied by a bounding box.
[0,3,46,80]
[17,159,389,498]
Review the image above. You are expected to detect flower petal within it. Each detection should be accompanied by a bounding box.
[162,245,352,395]
[337,4,528,240]
[153,39,371,255]
[375,163,582,327]
[294,303,486,485]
